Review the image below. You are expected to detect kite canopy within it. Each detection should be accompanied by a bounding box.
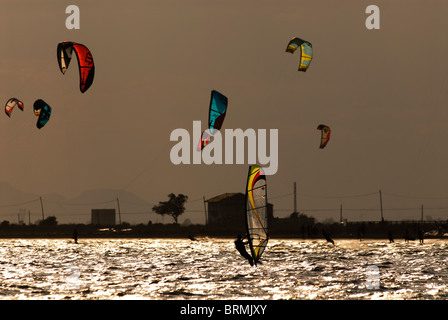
[5,98,24,117]
[198,90,228,150]
[245,165,269,265]
[57,41,95,93]
[286,37,313,72]
[33,99,52,129]
[208,90,228,134]
[317,124,331,149]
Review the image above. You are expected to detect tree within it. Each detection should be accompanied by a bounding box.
[39,216,58,226]
[152,193,188,224]
[0,220,10,227]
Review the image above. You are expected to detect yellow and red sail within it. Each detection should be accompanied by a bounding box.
[245,165,269,264]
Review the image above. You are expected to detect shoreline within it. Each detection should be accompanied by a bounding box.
[0,236,446,241]
[0,221,446,241]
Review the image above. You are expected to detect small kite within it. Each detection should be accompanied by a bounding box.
[57,41,95,93]
[286,37,313,72]
[5,98,24,117]
[317,124,331,149]
[33,99,52,129]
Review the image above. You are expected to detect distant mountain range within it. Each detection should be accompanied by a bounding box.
[0,180,157,225]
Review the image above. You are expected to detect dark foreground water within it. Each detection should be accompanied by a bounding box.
[0,238,447,300]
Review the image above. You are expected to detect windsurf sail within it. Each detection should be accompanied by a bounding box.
[245,165,269,264]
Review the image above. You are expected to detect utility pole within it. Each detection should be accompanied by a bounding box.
[340,204,343,223]
[203,196,207,225]
[379,190,384,222]
[421,204,424,222]
[294,181,297,213]
[39,196,45,221]
[116,197,122,225]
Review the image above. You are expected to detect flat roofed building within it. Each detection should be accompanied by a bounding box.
[91,209,116,226]
[205,193,273,228]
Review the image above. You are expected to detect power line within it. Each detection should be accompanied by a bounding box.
[275,207,448,213]
[297,191,378,199]
[269,192,294,200]
[43,198,117,206]
[382,191,448,200]
[0,198,40,208]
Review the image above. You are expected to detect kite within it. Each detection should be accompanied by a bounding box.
[198,90,228,150]
[317,124,331,149]
[5,98,24,117]
[286,37,313,72]
[33,99,52,129]
[57,41,95,93]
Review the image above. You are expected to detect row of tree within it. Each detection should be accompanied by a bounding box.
[1,194,189,226]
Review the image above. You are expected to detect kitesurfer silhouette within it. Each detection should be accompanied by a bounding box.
[322,229,335,245]
[404,229,411,243]
[387,231,394,243]
[418,229,424,244]
[235,234,254,266]
[73,229,78,244]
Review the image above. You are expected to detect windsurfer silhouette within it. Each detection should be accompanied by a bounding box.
[235,234,254,266]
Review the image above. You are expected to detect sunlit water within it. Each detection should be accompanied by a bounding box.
[0,238,447,300]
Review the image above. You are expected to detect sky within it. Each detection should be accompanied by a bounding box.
[1,1,448,225]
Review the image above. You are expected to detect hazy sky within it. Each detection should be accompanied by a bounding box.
[1,1,448,224]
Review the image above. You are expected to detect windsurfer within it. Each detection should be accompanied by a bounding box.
[235,234,254,266]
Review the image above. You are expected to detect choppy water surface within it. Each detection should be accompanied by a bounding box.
[0,238,447,300]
